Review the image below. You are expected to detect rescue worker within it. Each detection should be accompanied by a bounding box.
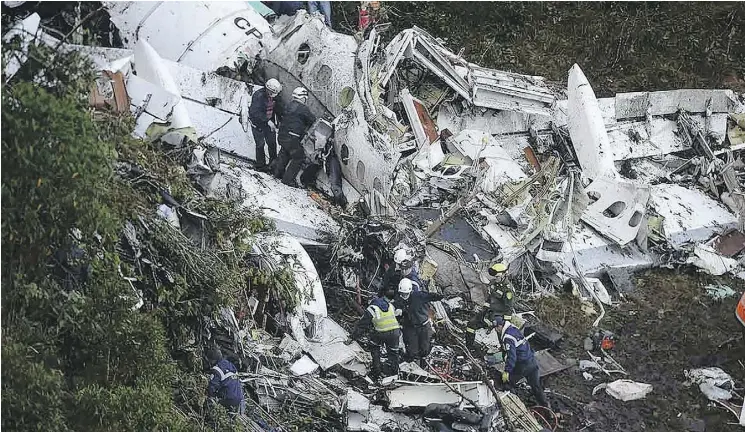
[493,315,550,408]
[206,347,246,415]
[395,278,443,365]
[273,87,316,187]
[249,78,282,171]
[348,289,401,379]
[382,248,424,296]
[465,263,518,349]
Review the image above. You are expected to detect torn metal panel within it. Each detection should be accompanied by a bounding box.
[711,229,745,257]
[377,29,415,88]
[615,89,742,120]
[437,101,552,137]
[687,243,739,276]
[481,220,527,266]
[400,89,433,147]
[567,64,617,179]
[649,184,739,248]
[560,224,654,277]
[290,316,367,371]
[386,381,496,411]
[133,40,193,129]
[104,1,271,71]
[233,164,340,244]
[555,98,729,161]
[125,74,179,120]
[410,27,471,101]
[581,178,651,246]
[470,66,556,116]
[260,233,327,318]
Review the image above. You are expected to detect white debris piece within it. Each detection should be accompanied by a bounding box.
[237,166,340,244]
[685,367,735,402]
[289,316,366,371]
[583,277,612,305]
[567,64,618,180]
[134,40,193,129]
[3,13,41,82]
[104,1,270,72]
[387,381,496,411]
[649,184,739,248]
[156,204,180,228]
[687,243,739,276]
[264,233,327,318]
[278,335,304,362]
[593,379,653,401]
[443,296,464,311]
[290,355,319,376]
[475,328,502,351]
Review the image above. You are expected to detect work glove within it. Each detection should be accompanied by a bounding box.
[501,371,510,383]
[395,309,402,317]
[268,121,277,132]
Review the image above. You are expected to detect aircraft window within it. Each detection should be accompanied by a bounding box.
[356,160,366,182]
[317,64,332,83]
[339,86,356,109]
[297,43,310,65]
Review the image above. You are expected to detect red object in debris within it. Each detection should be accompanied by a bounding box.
[358,8,370,31]
[600,337,615,350]
[736,291,745,328]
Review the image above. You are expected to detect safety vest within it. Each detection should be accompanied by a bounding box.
[737,291,745,328]
[368,304,400,332]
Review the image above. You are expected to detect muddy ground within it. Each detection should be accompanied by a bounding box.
[535,269,745,432]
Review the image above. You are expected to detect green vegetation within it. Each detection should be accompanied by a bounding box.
[334,2,745,96]
[0,32,285,431]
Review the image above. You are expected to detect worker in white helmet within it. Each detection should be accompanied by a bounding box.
[381,247,425,296]
[394,278,443,365]
[249,78,282,171]
[272,87,316,187]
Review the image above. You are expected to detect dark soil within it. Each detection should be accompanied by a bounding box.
[536,269,745,432]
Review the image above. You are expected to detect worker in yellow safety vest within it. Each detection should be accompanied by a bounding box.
[348,288,402,379]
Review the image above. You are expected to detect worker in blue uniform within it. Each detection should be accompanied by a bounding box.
[206,347,246,415]
[494,315,550,408]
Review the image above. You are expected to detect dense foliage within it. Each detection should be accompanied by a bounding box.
[1,35,269,432]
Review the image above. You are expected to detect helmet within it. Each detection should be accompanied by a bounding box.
[292,87,309,103]
[394,248,412,265]
[265,79,282,96]
[398,279,413,299]
[488,263,508,277]
[493,315,506,327]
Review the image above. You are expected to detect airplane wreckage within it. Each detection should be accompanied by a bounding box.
[6,2,745,430]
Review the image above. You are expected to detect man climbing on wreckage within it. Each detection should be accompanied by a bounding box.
[493,315,550,409]
[394,278,443,366]
[272,87,316,187]
[249,78,282,172]
[347,288,402,380]
[206,347,246,416]
[465,263,522,349]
